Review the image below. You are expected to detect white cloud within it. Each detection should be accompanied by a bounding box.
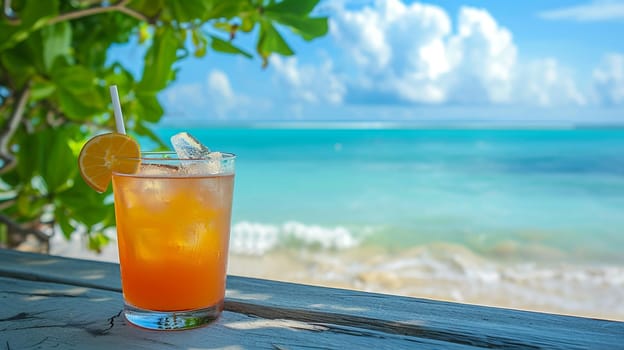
[592,53,624,105]
[164,69,254,120]
[517,58,586,107]
[330,3,392,72]
[329,1,521,105]
[270,56,346,104]
[206,70,238,118]
[207,70,234,101]
[539,0,624,22]
[331,0,452,103]
[271,0,611,111]
[446,7,517,103]
[164,83,206,108]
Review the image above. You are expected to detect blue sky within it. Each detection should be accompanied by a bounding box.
[117,0,624,125]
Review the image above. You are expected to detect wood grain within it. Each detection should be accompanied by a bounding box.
[1,249,623,349]
[1,276,474,350]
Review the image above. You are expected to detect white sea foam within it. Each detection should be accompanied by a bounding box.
[230,222,280,255]
[230,221,361,255]
[378,248,624,318]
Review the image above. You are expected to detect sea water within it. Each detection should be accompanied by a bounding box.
[149,126,624,319]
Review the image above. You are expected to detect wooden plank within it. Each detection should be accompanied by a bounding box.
[225,280,624,350]
[0,248,121,292]
[0,276,476,349]
[1,249,623,349]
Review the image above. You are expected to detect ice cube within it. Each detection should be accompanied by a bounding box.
[140,164,177,176]
[179,151,222,175]
[170,132,222,175]
[170,132,211,159]
[206,151,223,173]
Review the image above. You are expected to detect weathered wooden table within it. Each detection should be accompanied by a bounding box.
[1,249,622,349]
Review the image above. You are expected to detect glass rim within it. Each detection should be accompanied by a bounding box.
[118,151,236,161]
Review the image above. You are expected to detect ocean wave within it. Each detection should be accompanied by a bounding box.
[230,221,361,255]
[228,242,624,319]
[365,244,624,288]
[356,245,624,317]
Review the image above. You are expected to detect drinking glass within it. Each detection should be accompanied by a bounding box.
[111,152,235,330]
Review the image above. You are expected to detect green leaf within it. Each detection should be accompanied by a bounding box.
[138,23,151,44]
[88,231,111,253]
[15,127,75,193]
[206,1,248,20]
[30,79,56,101]
[56,90,102,120]
[210,35,253,58]
[55,206,75,239]
[163,0,210,23]
[191,28,208,58]
[0,168,20,187]
[41,129,76,193]
[191,28,201,47]
[138,27,179,92]
[0,224,7,246]
[52,65,96,93]
[264,0,321,16]
[265,14,328,41]
[41,21,72,72]
[135,93,164,123]
[70,11,139,68]
[213,21,232,32]
[16,189,46,219]
[104,63,135,93]
[194,46,207,58]
[16,130,46,180]
[0,0,59,50]
[0,45,38,88]
[57,178,113,227]
[128,0,165,18]
[51,66,106,120]
[241,16,255,32]
[257,20,294,66]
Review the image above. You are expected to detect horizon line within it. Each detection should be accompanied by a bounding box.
[157,119,624,130]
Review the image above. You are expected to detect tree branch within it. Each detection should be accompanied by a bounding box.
[117,5,147,22]
[0,213,50,244]
[0,82,30,174]
[47,0,147,25]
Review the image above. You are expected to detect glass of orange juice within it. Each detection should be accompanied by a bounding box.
[111,151,235,330]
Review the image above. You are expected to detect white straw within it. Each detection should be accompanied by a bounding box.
[109,85,126,135]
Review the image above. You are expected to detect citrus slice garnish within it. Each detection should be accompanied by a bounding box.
[78,133,140,193]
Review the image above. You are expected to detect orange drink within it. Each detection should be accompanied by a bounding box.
[111,152,235,330]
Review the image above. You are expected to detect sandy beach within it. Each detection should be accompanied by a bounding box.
[50,233,624,322]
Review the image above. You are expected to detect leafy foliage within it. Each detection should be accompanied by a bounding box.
[0,0,327,252]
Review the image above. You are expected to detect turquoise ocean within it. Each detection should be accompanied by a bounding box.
[148,126,624,318]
